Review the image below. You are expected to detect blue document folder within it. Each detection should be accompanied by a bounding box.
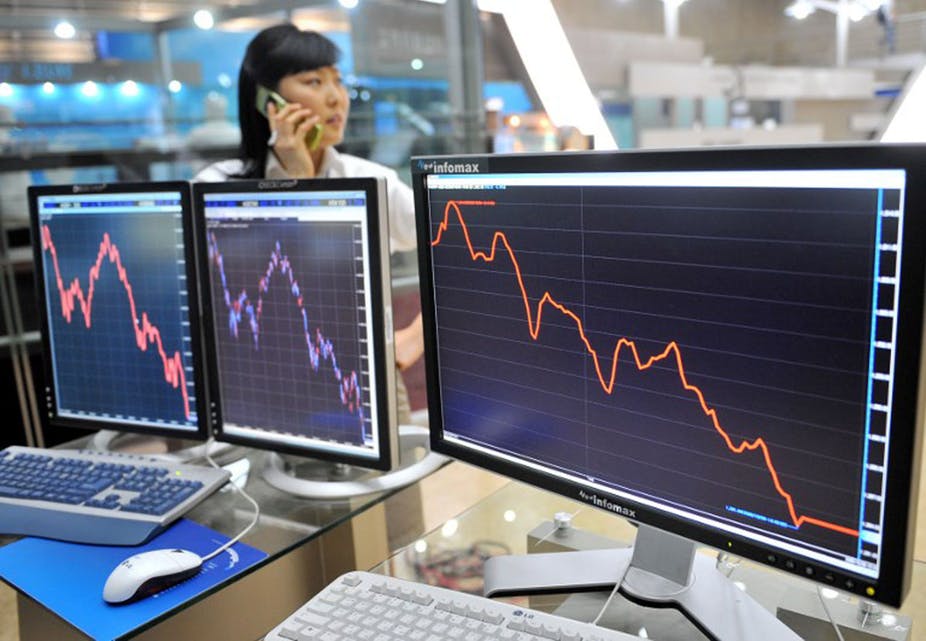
[0,518,267,640]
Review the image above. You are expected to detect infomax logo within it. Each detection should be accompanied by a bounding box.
[416,158,484,174]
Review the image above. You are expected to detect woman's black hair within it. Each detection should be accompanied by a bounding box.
[236,24,341,178]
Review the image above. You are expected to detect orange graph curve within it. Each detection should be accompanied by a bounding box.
[432,200,858,538]
[41,225,192,420]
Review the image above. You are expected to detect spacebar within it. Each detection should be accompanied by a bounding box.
[0,485,29,498]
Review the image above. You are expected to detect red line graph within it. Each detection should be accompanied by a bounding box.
[41,224,191,420]
[432,200,859,538]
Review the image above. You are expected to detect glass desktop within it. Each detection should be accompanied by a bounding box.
[3,454,922,640]
[372,480,926,641]
[0,433,459,641]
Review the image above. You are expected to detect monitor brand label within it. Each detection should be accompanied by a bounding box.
[258,179,298,190]
[415,159,484,174]
[578,490,636,519]
[72,184,107,193]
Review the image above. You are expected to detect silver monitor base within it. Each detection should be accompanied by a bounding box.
[261,425,448,499]
[484,524,802,641]
[89,429,238,463]
[777,589,912,641]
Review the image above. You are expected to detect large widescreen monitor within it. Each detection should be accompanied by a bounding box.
[193,178,408,496]
[412,145,925,631]
[29,182,207,443]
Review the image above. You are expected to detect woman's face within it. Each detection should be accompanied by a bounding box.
[276,65,350,148]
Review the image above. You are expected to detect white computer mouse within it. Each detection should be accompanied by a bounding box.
[102,548,203,604]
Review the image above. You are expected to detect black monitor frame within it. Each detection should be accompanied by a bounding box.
[192,178,398,472]
[412,144,926,607]
[28,180,208,441]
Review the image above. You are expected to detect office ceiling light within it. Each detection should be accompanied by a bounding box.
[785,0,816,19]
[168,80,182,93]
[881,65,926,142]
[848,2,868,21]
[54,20,76,39]
[80,81,99,97]
[478,0,617,149]
[410,58,424,71]
[120,80,139,97]
[42,82,55,94]
[193,9,215,29]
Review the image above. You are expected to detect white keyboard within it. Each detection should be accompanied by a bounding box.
[265,570,640,641]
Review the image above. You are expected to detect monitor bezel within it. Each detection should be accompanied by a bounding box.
[192,178,399,471]
[412,144,926,607]
[28,180,209,441]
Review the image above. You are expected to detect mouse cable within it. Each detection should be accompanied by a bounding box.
[200,439,261,563]
[816,585,847,641]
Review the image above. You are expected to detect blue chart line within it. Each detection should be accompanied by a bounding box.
[208,232,364,425]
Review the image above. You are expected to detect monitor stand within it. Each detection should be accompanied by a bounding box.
[88,430,237,463]
[483,524,802,641]
[260,425,448,499]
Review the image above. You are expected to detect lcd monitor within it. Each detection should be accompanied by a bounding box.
[412,145,925,638]
[29,182,208,446]
[194,178,444,498]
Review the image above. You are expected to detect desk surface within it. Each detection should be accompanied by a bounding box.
[3,442,922,640]
[373,479,926,641]
[0,437,508,640]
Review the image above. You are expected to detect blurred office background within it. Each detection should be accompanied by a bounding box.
[2,0,925,449]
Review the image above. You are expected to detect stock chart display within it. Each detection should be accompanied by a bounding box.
[203,192,377,452]
[426,171,903,576]
[37,192,198,431]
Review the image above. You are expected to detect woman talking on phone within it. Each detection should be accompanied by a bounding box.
[196,23,423,421]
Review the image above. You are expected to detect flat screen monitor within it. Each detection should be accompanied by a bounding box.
[412,145,925,614]
[193,179,399,473]
[29,182,207,441]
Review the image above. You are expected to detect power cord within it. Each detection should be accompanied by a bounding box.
[591,563,631,626]
[201,440,261,563]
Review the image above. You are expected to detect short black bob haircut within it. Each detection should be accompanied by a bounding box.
[236,23,341,178]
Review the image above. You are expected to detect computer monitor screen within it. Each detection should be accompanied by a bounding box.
[193,179,397,471]
[29,182,206,439]
[413,146,925,607]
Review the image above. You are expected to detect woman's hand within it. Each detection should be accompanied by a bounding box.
[395,313,424,371]
[267,101,321,178]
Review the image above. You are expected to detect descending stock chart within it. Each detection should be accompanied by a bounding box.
[207,219,370,446]
[38,206,196,428]
[427,179,899,562]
